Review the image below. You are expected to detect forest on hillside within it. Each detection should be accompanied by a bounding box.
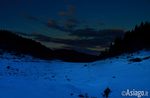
[100,21,150,59]
[0,30,54,60]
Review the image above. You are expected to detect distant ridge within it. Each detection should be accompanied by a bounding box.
[53,49,99,62]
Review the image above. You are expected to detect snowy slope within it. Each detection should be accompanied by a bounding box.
[0,49,150,98]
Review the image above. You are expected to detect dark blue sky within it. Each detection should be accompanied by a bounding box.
[0,0,150,55]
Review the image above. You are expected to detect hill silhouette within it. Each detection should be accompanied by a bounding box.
[53,49,99,62]
[0,30,100,62]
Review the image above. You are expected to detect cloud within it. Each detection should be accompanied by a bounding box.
[54,46,101,55]
[69,28,125,38]
[14,31,35,36]
[44,22,71,32]
[44,17,79,32]
[19,12,38,21]
[48,18,56,24]
[92,25,98,27]
[58,12,69,16]
[69,28,97,38]
[44,5,80,32]
[15,31,109,48]
[80,20,87,23]
[92,22,105,27]
[97,29,125,38]
[14,31,44,37]
[15,31,53,42]
[67,5,76,16]
[99,22,106,26]
[35,37,105,48]
[65,17,80,24]
[109,28,124,31]
[63,17,80,29]
[83,25,89,28]
[40,16,46,18]
[57,5,75,16]
[57,20,63,24]
[15,31,118,55]
[64,23,77,29]
[40,37,111,49]
[60,17,67,19]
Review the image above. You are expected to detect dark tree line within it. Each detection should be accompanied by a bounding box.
[100,21,150,59]
[0,30,54,60]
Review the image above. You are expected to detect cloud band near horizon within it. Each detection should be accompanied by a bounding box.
[14,28,125,49]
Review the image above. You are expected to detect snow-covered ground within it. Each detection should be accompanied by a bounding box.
[0,49,150,98]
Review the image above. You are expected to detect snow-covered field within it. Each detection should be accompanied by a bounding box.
[0,49,150,98]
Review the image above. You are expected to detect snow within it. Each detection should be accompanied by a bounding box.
[0,49,150,98]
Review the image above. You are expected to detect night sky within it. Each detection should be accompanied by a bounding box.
[1,0,150,55]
